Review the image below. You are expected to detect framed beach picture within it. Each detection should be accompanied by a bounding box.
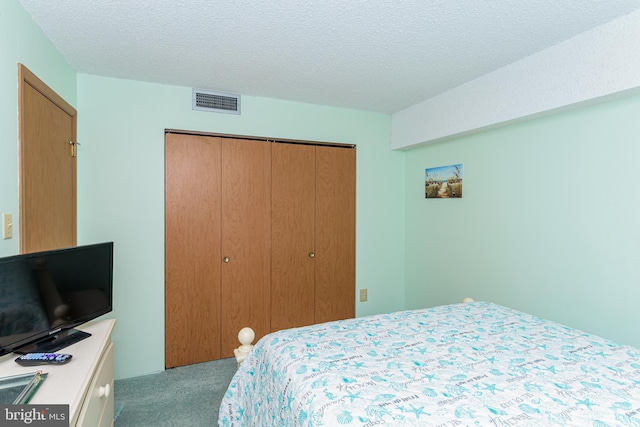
[425,164,463,198]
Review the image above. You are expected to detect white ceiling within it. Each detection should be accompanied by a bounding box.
[18,0,640,114]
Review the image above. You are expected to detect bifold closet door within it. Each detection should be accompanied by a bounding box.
[220,138,272,357]
[315,146,356,323]
[271,143,316,331]
[165,134,222,368]
[166,134,351,365]
[271,143,355,331]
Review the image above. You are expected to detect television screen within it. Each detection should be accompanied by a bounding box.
[0,242,113,355]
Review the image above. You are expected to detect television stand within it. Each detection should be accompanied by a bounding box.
[0,319,115,426]
[16,329,92,354]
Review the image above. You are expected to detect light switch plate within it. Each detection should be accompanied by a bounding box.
[2,213,12,239]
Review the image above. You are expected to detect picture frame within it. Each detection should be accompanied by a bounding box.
[425,164,463,198]
[0,371,48,404]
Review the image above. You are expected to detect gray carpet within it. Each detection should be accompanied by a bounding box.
[114,357,238,427]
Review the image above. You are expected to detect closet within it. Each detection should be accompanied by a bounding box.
[165,132,355,368]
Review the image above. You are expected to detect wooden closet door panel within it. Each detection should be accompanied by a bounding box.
[315,146,356,324]
[165,134,222,368]
[220,138,272,356]
[271,143,316,331]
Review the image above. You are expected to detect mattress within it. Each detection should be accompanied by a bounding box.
[219,302,640,426]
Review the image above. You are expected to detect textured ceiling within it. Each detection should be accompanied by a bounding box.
[18,0,640,113]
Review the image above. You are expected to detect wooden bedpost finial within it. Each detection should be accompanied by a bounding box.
[234,327,255,367]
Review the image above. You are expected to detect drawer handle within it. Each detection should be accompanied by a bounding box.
[99,383,111,398]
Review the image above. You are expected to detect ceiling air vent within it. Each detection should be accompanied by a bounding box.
[192,89,241,114]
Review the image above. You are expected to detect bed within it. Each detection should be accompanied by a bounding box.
[218,301,640,426]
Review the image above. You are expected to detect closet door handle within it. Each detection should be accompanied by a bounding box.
[309,252,315,258]
[223,257,230,263]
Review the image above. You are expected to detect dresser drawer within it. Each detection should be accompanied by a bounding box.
[75,342,115,427]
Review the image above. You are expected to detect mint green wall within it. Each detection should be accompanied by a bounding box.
[16,0,640,384]
[0,0,77,257]
[404,93,640,349]
[2,0,403,379]
[77,74,405,379]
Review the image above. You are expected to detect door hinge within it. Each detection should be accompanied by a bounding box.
[69,141,80,157]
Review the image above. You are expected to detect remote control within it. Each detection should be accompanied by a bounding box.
[15,353,72,366]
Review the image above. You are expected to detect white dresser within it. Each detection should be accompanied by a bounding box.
[0,319,116,426]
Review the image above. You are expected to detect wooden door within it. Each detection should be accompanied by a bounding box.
[19,64,77,253]
[315,146,356,323]
[165,134,222,368]
[220,138,272,356]
[271,143,316,331]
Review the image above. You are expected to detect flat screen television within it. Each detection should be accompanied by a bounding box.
[0,242,113,356]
